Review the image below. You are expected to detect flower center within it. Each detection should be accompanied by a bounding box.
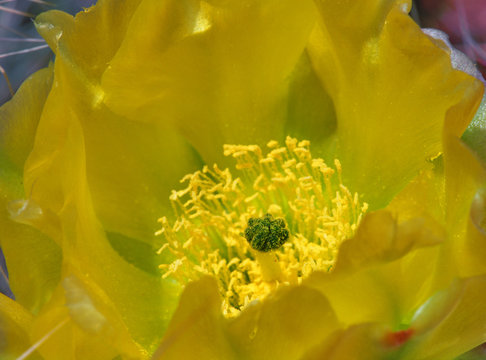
[156,136,368,317]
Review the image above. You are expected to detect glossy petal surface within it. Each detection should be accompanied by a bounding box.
[405,276,486,360]
[308,0,484,208]
[0,294,41,359]
[156,276,340,360]
[302,323,399,360]
[152,277,237,360]
[102,0,317,166]
[34,3,202,245]
[227,284,339,360]
[306,210,446,327]
[0,66,62,314]
[0,0,485,359]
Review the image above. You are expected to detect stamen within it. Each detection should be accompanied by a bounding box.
[157,137,367,317]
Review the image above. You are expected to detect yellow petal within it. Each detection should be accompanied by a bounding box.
[19,63,182,351]
[463,191,486,276]
[307,210,446,327]
[36,0,142,80]
[156,277,340,360]
[284,53,338,153]
[302,323,406,360]
[0,293,41,359]
[30,6,203,244]
[406,276,486,360]
[0,65,62,314]
[152,276,237,360]
[333,211,443,273]
[227,284,340,360]
[30,273,144,359]
[0,65,53,170]
[441,134,486,278]
[443,135,486,234]
[388,133,486,281]
[0,205,61,315]
[308,1,484,208]
[463,93,486,164]
[102,0,317,165]
[34,10,73,57]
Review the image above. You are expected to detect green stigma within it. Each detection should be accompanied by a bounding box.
[244,214,289,252]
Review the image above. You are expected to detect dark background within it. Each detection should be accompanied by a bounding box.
[0,0,96,105]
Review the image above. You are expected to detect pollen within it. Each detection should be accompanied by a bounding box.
[156,136,368,317]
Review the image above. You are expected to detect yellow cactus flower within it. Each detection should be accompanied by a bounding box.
[0,0,485,359]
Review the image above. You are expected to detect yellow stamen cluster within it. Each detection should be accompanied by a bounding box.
[156,137,368,317]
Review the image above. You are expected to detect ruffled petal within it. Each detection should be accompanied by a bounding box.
[462,92,486,164]
[0,65,53,170]
[0,294,39,359]
[29,273,144,359]
[18,55,182,351]
[387,123,486,282]
[35,0,143,80]
[101,0,317,166]
[152,276,237,360]
[1,1,484,359]
[404,276,486,360]
[0,66,62,314]
[441,134,486,278]
[421,28,486,166]
[306,210,446,327]
[0,207,62,315]
[156,276,340,360]
[227,284,339,360]
[308,0,484,208]
[464,191,486,275]
[32,3,203,244]
[302,323,405,360]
